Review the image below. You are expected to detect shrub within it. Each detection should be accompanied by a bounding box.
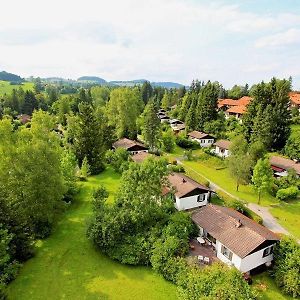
[169,165,185,173]
[276,186,299,201]
[0,284,7,300]
[272,237,300,298]
[176,134,199,149]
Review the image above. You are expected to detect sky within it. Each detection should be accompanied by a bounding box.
[1,0,300,89]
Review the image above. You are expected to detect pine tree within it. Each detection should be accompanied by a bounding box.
[22,91,38,115]
[142,102,161,151]
[74,103,105,175]
[196,81,218,130]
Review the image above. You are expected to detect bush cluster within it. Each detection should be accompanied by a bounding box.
[276,186,299,201]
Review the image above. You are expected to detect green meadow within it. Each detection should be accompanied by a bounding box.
[0,80,34,96]
[7,168,177,300]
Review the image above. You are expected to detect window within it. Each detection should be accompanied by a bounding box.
[207,233,216,244]
[221,245,233,260]
[197,194,205,202]
[263,246,274,257]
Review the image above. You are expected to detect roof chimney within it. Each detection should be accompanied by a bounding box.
[235,219,242,228]
[182,178,186,183]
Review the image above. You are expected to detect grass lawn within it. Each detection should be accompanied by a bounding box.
[0,80,34,95]
[270,199,300,239]
[7,168,177,300]
[253,272,293,300]
[183,157,278,206]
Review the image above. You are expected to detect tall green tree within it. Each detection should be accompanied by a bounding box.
[73,103,105,174]
[252,158,273,204]
[0,111,66,237]
[243,78,291,150]
[141,102,161,151]
[106,87,143,139]
[22,91,38,115]
[141,81,153,104]
[195,81,218,130]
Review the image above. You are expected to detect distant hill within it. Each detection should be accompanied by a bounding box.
[0,71,24,83]
[110,79,184,88]
[77,76,107,84]
[151,81,184,88]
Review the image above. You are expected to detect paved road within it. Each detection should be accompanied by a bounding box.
[177,158,294,237]
[247,203,290,235]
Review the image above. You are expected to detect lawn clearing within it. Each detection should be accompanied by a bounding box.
[270,199,300,239]
[253,272,294,300]
[7,168,177,300]
[0,80,34,95]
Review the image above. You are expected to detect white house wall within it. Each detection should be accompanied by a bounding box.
[215,146,230,158]
[216,241,242,270]
[216,241,275,273]
[239,245,275,273]
[190,137,214,148]
[175,193,209,211]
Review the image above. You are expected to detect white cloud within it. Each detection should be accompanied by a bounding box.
[0,0,299,87]
[255,28,300,48]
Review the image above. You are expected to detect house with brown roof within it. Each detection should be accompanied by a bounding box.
[131,152,152,163]
[188,131,215,147]
[112,138,148,155]
[169,119,186,134]
[192,204,279,273]
[270,155,300,177]
[213,140,231,158]
[289,92,300,111]
[164,173,210,211]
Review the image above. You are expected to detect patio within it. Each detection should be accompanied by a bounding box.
[189,239,219,265]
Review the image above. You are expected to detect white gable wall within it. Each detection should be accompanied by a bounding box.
[190,137,214,148]
[239,245,275,272]
[175,192,209,211]
[216,241,275,273]
[215,146,230,158]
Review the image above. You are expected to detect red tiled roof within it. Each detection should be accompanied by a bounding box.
[289,92,300,105]
[192,204,279,258]
[237,96,252,106]
[226,105,247,115]
[218,98,239,108]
